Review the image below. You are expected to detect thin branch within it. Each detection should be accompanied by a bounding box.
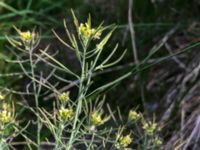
[128,0,139,64]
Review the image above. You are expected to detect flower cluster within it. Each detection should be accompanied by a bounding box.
[118,134,132,149]
[128,110,142,122]
[0,93,4,101]
[7,26,37,50]
[57,91,74,122]
[78,18,102,42]
[58,92,70,103]
[142,121,158,136]
[0,110,12,123]
[58,106,74,121]
[16,28,36,44]
[0,103,13,124]
[115,127,132,149]
[151,136,162,147]
[19,31,33,42]
[91,110,110,126]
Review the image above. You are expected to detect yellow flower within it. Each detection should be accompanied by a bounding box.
[58,107,74,121]
[152,137,162,147]
[90,28,102,39]
[79,23,90,38]
[19,31,32,42]
[78,22,101,40]
[2,103,9,110]
[115,127,132,149]
[0,93,4,100]
[119,134,132,149]
[13,26,35,43]
[91,110,110,126]
[142,121,157,136]
[58,92,70,103]
[128,110,142,122]
[0,110,13,123]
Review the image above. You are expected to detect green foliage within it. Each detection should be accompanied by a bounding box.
[0,0,200,149]
[3,11,166,150]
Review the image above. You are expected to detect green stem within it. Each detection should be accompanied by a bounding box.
[67,43,87,150]
[29,45,40,149]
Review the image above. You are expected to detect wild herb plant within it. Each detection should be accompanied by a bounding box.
[5,11,164,150]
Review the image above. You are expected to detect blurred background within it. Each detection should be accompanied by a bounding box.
[1,0,200,149]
